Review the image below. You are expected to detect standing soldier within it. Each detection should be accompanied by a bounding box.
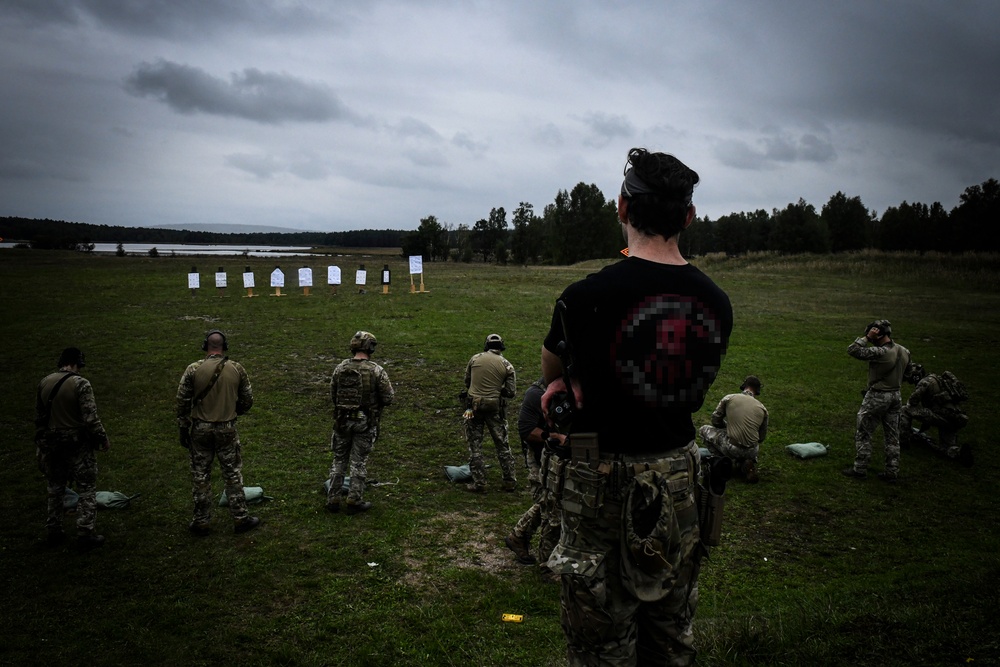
[35,347,111,552]
[900,363,971,464]
[462,333,517,493]
[326,331,394,514]
[698,375,769,483]
[176,330,259,535]
[540,148,732,665]
[843,319,911,482]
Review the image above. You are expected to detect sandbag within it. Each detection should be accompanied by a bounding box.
[785,442,829,459]
[444,464,473,483]
[218,486,273,506]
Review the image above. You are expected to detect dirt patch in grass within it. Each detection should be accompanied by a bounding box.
[402,510,517,589]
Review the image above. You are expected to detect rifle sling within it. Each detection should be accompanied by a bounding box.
[192,357,228,407]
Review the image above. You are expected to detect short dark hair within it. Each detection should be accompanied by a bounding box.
[621,147,699,239]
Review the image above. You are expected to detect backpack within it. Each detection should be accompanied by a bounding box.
[335,362,373,411]
[939,371,968,403]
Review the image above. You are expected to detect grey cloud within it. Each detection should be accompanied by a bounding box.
[0,0,80,26]
[124,60,358,125]
[452,132,488,155]
[715,128,836,170]
[580,112,634,148]
[84,0,339,38]
[390,117,443,142]
[225,153,281,180]
[225,152,331,181]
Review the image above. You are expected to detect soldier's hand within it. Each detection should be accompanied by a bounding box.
[179,427,192,449]
[98,437,111,452]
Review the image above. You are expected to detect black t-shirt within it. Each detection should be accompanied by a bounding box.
[543,257,733,454]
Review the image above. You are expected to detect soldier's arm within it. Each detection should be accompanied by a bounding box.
[76,378,109,450]
[378,367,395,407]
[758,408,769,444]
[710,396,728,428]
[236,363,253,415]
[176,364,197,423]
[502,361,516,399]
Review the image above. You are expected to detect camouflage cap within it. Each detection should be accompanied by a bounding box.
[484,333,505,351]
[350,330,377,354]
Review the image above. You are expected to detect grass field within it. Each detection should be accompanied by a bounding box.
[1,248,998,666]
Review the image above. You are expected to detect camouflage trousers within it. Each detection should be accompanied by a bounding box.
[546,441,703,666]
[328,414,377,505]
[900,405,964,458]
[189,421,249,525]
[37,430,98,536]
[465,412,516,487]
[697,425,758,464]
[853,389,902,475]
[513,448,561,563]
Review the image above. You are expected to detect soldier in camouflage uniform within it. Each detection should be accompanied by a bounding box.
[698,375,768,483]
[463,333,517,493]
[540,148,733,665]
[900,363,971,463]
[326,331,394,514]
[843,319,911,482]
[35,347,111,552]
[176,330,259,535]
[505,378,564,573]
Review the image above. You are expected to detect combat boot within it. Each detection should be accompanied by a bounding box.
[876,471,898,483]
[504,532,536,565]
[189,522,211,537]
[841,466,867,480]
[235,516,261,534]
[742,459,759,484]
[77,533,106,553]
[465,483,486,494]
[501,479,518,492]
[345,501,372,514]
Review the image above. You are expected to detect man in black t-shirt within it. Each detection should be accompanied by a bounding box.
[541,148,732,666]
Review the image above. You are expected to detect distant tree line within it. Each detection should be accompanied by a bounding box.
[0,218,403,251]
[4,176,997,263]
[402,177,999,263]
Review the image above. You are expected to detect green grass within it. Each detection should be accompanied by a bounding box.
[1,249,998,666]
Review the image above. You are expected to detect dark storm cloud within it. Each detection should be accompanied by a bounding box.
[715,128,836,170]
[0,0,341,37]
[124,60,360,125]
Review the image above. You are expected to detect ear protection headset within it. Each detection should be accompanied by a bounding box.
[202,329,228,351]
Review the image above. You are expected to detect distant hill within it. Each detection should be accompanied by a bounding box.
[153,223,317,234]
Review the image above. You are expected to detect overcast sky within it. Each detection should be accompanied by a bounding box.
[1,1,997,233]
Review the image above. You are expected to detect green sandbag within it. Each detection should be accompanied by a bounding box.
[785,442,830,459]
[96,491,140,509]
[218,486,273,506]
[444,464,473,483]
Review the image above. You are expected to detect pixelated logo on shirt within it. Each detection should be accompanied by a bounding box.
[614,294,725,407]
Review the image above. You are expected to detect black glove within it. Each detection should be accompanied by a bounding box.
[179,426,192,449]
